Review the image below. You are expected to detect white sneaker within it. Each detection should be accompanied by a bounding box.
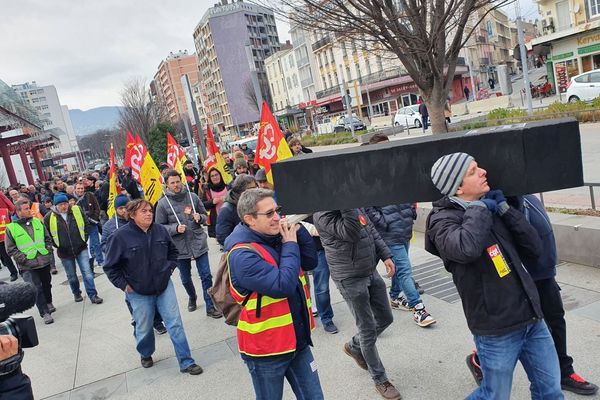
[412,304,436,327]
[390,296,411,311]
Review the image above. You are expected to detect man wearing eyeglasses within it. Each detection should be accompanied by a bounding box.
[224,188,323,400]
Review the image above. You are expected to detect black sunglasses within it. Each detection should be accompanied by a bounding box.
[254,206,282,219]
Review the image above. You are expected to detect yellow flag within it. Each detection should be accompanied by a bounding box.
[107,144,119,218]
[136,137,163,205]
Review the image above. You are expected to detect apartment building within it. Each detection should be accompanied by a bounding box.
[193,0,280,141]
[151,50,200,124]
[531,0,600,93]
[460,8,515,89]
[11,81,80,170]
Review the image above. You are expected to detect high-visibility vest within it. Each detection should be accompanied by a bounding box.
[5,219,49,260]
[228,242,315,357]
[49,205,85,247]
[0,208,9,242]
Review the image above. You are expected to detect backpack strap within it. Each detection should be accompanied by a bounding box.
[229,242,277,318]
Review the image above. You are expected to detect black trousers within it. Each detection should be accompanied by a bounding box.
[535,277,574,378]
[21,265,52,317]
[0,367,34,400]
[0,243,18,277]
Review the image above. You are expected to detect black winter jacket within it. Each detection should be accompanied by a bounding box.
[425,197,544,336]
[103,222,179,295]
[43,207,89,259]
[216,201,239,246]
[313,209,391,282]
[365,203,416,246]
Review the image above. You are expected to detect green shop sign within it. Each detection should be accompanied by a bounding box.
[578,43,600,55]
[552,52,574,61]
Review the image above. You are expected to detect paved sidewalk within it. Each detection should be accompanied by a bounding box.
[3,234,600,399]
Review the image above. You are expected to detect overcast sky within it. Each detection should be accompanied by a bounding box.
[0,0,539,111]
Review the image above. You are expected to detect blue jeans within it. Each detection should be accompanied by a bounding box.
[312,250,334,325]
[126,280,195,370]
[88,224,104,265]
[422,115,429,131]
[467,320,563,400]
[388,243,420,308]
[61,250,98,298]
[243,346,324,400]
[177,253,214,309]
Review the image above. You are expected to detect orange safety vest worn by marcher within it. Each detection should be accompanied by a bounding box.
[228,242,315,357]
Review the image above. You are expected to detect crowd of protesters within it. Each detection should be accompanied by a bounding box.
[1,133,598,399]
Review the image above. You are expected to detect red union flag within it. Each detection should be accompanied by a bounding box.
[205,125,232,184]
[255,101,292,184]
[166,132,187,180]
[129,135,145,183]
[124,131,135,168]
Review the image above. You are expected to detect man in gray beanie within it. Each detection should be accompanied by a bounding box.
[424,152,562,399]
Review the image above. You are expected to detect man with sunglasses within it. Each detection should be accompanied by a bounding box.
[224,189,322,400]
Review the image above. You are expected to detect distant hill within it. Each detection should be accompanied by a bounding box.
[69,106,122,136]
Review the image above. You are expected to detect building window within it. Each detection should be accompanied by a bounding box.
[589,0,600,17]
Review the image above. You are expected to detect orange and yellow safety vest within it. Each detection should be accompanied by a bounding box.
[228,242,314,357]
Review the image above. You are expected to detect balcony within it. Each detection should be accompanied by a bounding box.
[358,68,402,85]
[311,35,332,51]
[316,85,340,99]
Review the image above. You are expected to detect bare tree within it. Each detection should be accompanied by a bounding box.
[118,78,168,143]
[258,0,511,133]
[244,79,261,113]
[77,128,122,161]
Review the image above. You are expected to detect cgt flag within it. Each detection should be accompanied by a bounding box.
[135,138,163,205]
[107,143,120,219]
[166,132,187,180]
[124,131,135,169]
[205,125,232,184]
[255,100,292,184]
[129,135,145,183]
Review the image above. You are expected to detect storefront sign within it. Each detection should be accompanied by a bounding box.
[578,42,600,55]
[577,32,600,46]
[553,51,574,61]
[389,82,418,95]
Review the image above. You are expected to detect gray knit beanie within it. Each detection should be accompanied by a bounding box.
[430,152,474,196]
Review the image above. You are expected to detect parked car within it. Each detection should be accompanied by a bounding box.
[394,105,423,128]
[566,69,600,103]
[334,116,367,132]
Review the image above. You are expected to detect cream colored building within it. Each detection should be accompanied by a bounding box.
[460,8,515,87]
[532,0,600,93]
[265,46,304,112]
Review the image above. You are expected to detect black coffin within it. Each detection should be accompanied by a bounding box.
[272,118,583,214]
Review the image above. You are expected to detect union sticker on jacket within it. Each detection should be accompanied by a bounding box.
[486,244,511,278]
[184,206,192,215]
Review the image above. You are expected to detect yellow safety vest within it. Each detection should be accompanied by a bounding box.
[6,219,49,260]
[49,205,85,247]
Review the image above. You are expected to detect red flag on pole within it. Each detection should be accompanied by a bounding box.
[124,131,135,168]
[255,101,292,184]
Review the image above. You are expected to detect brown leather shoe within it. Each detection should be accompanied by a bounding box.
[343,343,368,370]
[375,381,402,400]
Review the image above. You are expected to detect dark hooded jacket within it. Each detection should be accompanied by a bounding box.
[216,189,242,246]
[313,209,391,282]
[365,203,416,245]
[425,197,544,336]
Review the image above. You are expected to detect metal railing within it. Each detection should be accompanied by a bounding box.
[539,183,599,210]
